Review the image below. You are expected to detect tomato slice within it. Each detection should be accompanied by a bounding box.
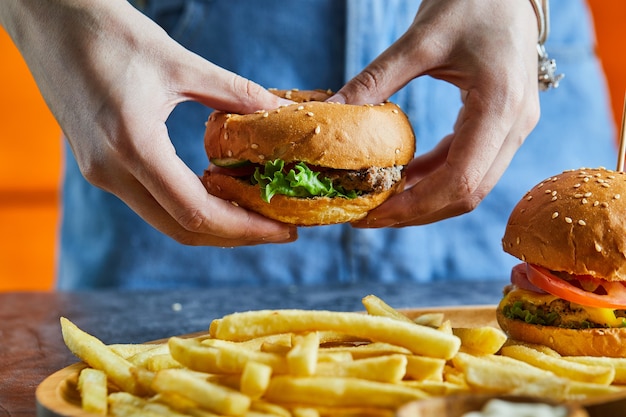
[526,264,626,309]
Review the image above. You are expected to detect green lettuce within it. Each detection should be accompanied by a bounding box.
[503,301,560,326]
[252,159,358,203]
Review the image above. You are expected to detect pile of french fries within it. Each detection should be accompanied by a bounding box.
[61,295,626,417]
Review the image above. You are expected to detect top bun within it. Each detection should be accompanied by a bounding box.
[502,167,626,282]
[204,89,415,170]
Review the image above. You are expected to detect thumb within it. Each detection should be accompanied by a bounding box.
[330,38,420,105]
[179,54,291,114]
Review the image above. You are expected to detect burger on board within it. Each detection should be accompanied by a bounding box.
[498,167,626,357]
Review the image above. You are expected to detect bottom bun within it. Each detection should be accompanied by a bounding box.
[202,171,402,226]
[496,307,626,357]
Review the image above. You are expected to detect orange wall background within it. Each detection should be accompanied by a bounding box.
[0,2,624,291]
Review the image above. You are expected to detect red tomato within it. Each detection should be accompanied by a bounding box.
[526,264,626,309]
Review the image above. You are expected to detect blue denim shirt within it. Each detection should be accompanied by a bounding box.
[58,0,616,289]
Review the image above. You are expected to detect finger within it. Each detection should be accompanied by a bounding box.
[356,85,532,227]
[329,33,428,105]
[102,128,296,245]
[172,51,292,114]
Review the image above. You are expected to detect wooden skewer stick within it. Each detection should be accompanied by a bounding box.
[617,93,626,172]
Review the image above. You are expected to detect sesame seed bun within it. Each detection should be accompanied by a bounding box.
[204,89,415,169]
[202,89,416,226]
[502,167,626,282]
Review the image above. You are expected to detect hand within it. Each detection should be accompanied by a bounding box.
[1,0,296,246]
[331,0,540,227]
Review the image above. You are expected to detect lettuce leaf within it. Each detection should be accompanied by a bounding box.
[252,159,358,203]
[503,301,560,326]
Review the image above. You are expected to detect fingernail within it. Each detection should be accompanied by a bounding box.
[326,94,346,104]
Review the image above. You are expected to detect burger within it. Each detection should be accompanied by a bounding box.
[202,89,416,226]
[498,167,626,357]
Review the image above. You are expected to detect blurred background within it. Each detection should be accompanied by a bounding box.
[0,1,624,291]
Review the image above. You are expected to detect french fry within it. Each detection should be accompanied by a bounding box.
[316,355,407,383]
[566,381,623,400]
[321,342,411,359]
[287,332,319,376]
[500,344,615,385]
[60,317,144,395]
[250,399,292,417]
[563,355,626,385]
[169,336,288,374]
[452,352,570,399]
[263,375,428,409]
[109,392,197,417]
[453,326,507,355]
[404,355,445,382]
[361,294,414,323]
[77,367,107,415]
[413,313,445,328]
[150,368,251,416]
[210,309,461,359]
[401,380,470,396]
[240,361,273,399]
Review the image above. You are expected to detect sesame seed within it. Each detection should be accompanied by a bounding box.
[292,88,300,91]
[251,143,259,149]
[551,196,557,202]
[258,154,265,160]
[582,198,588,204]
[230,201,239,207]
[583,177,590,182]
[595,242,602,252]
[306,112,314,117]
[224,132,229,140]
[552,212,559,219]
[615,194,621,199]
[545,189,552,194]
[314,125,321,134]
[226,114,232,119]
[516,237,521,245]
[395,149,400,154]
[227,150,233,157]
[526,195,533,201]
[565,217,573,223]
[584,192,592,197]
[552,177,558,182]
[285,91,292,99]
[538,182,545,189]
[574,193,584,198]
[593,201,600,206]
[392,109,399,114]
[263,112,269,118]
[578,220,586,226]
[602,183,610,188]
[552,190,557,196]
[601,202,609,208]
[573,183,581,188]
[297,106,304,111]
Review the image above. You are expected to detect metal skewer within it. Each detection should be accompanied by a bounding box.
[617,93,626,172]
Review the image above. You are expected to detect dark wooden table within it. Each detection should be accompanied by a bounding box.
[22,278,626,417]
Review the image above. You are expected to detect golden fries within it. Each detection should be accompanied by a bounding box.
[500,344,616,385]
[210,309,461,360]
[77,367,108,415]
[60,294,626,417]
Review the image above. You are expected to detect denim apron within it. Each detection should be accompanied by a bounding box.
[58,0,616,289]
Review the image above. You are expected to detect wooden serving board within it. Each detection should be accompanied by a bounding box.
[35,305,626,417]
